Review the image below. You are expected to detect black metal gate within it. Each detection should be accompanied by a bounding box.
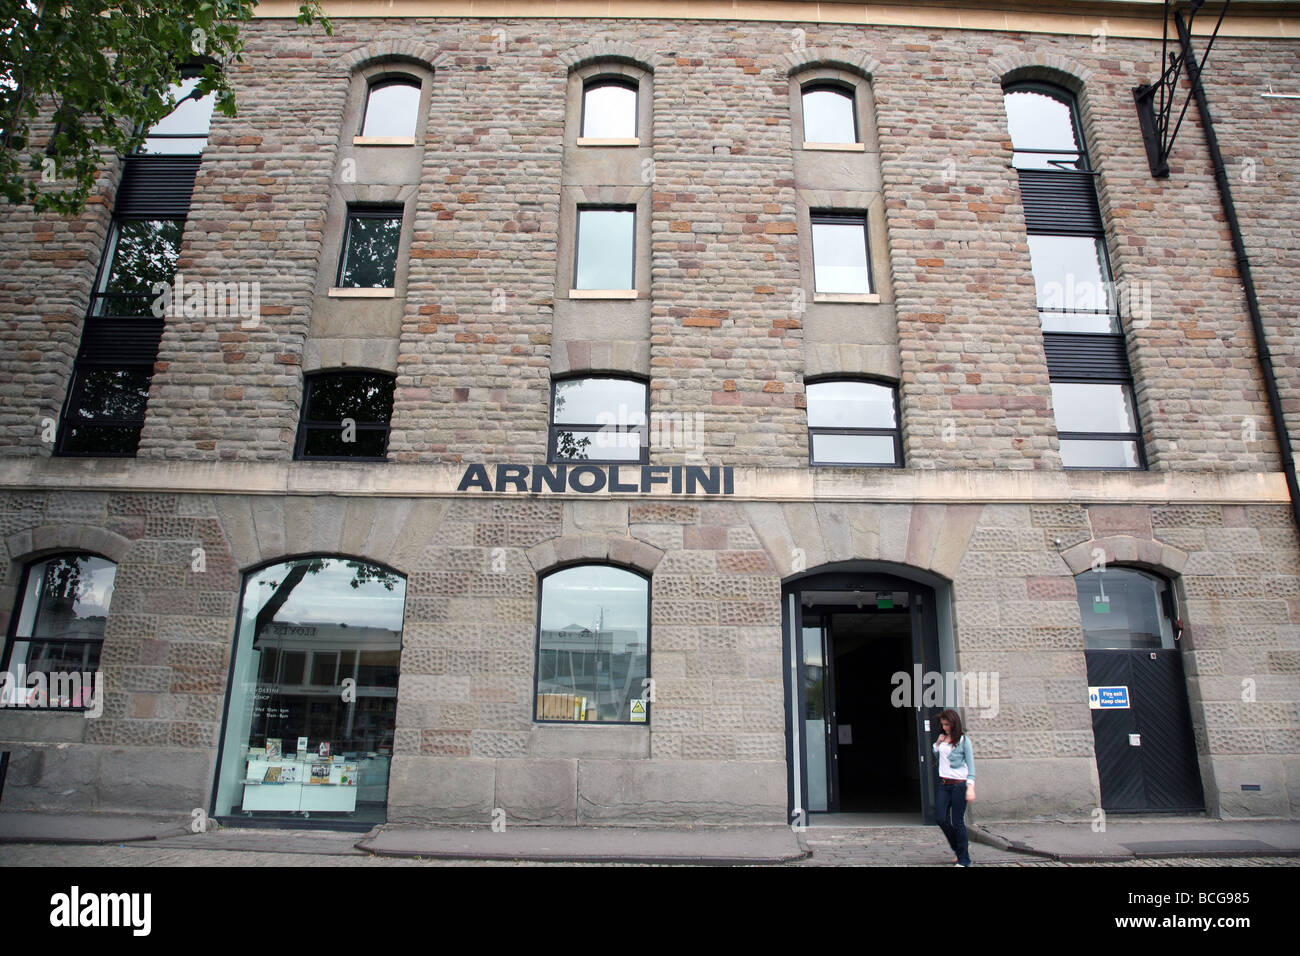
[1085,648,1204,812]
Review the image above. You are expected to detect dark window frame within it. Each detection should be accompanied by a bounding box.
[579,75,640,140]
[1005,80,1146,471]
[805,376,903,468]
[293,369,397,462]
[358,75,423,139]
[800,80,859,144]
[572,204,637,291]
[87,214,185,318]
[809,210,873,295]
[335,204,404,289]
[548,374,650,465]
[0,552,116,712]
[532,562,652,726]
[1074,565,1179,650]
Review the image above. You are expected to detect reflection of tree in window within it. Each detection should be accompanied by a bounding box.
[96,219,183,316]
[338,213,402,288]
[551,385,592,460]
[299,373,395,459]
[61,368,152,455]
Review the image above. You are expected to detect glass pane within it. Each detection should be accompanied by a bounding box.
[361,81,421,138]
[582,82,637,139]
[807,381,896,429]
[802,621,828,812]
[214,557,406,824]
[1059,438,1141,469]
[812,433,898,465]
[3,555,115,705]
[575,209,634,290]
[553,428,643,462]
[553,378,646,425]
[69,368,152,423]
[812,219,870,293]
[304,374,395,424]
[338,214,401,288]
[1076,568,1172,649]
[140,77,216,153]
[802,87,856,143]
[303,427,389,459]
[1003,88,1082,169]
[1028,235,1117,332]
[95,219,184,316]
[1051,382,1138,434]
[537,566,649,722]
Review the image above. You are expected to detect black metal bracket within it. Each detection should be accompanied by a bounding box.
[1132,0,1230,178]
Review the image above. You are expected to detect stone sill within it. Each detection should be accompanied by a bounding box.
[576,137,641,147]
[352,136,417,147]
[568,289,639,300]
[814,292,879,304]
[328,287,397,298]
[802,141,866,152]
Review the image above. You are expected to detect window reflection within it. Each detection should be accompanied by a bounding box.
[215,558,406,823]
[582,80,637,139]
[1003,88,1083,169]
[811,216,871,294]
[93,219,184,317]
[1075,568,1174,649]
[337,209,402,288]
[536,565,649,723]
[802,86,856,143]
[297,372,396,460]
[806,380,901,466]
[551,377,647,463]
[361,79,421,138]
[574,207,635,290]
[139,76,216,154]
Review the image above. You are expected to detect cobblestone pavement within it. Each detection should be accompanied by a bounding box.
[1,826,1297,866]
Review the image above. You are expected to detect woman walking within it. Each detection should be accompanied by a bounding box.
[933,708,975,867]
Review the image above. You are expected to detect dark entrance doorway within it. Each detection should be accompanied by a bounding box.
[784,568,948,824]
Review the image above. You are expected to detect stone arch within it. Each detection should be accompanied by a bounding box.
[990,51,1095,93]
[525,534,663,576]
[4,524,134,569]
[560,39,660,75]
[334,40,447,75]
[782,46,881,82]
[1059,535,1189,577]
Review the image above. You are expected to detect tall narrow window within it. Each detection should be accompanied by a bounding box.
[550,376,648,463]
[1003,83,1144,469]
[535,565,649,723]
[295,371,396,460]
[801,84,857,144]
[359,78,421,139]
[574,206,635,291]
[1,554,116,707]
[337,207,403,289]
[806,379,902,466]
[811,213,871,294]
[581,78,638,140]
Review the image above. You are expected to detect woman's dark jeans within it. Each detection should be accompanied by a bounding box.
[936,779,971,866]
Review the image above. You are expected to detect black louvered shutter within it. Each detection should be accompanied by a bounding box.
[1017,169,1103,235]
[1043,332,1131,381]
[114,155,202,217]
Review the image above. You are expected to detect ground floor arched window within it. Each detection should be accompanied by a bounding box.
[213,557,406,825]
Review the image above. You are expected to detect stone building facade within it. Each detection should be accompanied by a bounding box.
[1,1,1298,826]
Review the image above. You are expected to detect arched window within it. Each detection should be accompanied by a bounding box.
[806,379,902,467]
[1,554,116,707]
[535,565,649,723]
[359,77,422,139]
[581,77,638,140]
[214,557,407,822]
[549,376,648,463]
[801,83,857,144]
[295,370,396,461]
[1003,81,1144,470]
[1074,567,1177,649]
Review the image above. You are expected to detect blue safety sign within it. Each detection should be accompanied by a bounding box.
[1088,685,1130,709]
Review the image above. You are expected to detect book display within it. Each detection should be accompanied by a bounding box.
[241,747,363,814]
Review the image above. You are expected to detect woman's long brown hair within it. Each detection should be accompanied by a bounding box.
[939,708,964,746]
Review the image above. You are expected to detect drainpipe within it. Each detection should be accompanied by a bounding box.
[1175,10,1300,536]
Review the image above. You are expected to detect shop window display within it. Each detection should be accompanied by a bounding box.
[213,557,406,824]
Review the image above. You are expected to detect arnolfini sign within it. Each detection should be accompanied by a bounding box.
[457,464,735,495]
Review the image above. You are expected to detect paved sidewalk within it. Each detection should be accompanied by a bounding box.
[973,817,1300,862]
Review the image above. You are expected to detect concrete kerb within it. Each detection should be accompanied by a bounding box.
[970,817,1300,863]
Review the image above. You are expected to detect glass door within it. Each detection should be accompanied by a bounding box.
[802,613,835,811]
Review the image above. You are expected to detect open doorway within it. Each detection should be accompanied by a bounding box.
[785,566,952,825]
